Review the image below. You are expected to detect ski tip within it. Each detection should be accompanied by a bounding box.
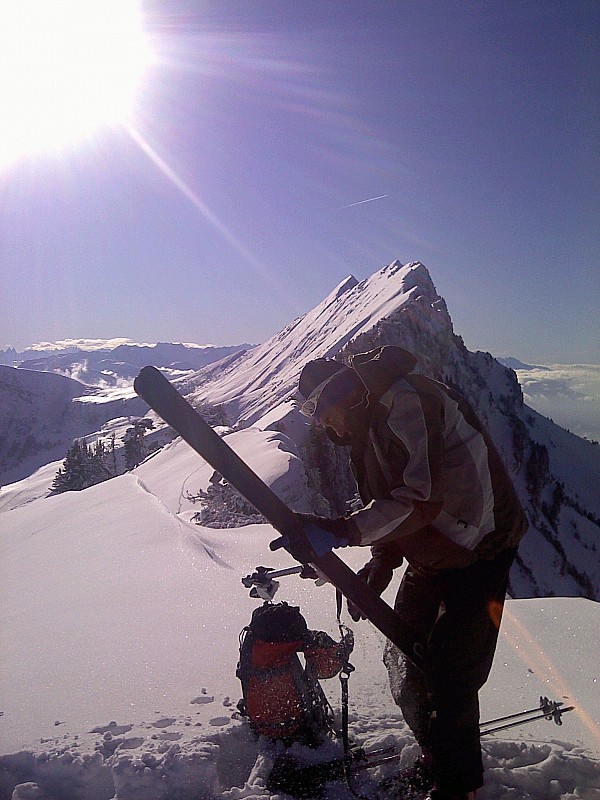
[133,365,162,397]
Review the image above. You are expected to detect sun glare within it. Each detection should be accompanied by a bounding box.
[0,0,153,168]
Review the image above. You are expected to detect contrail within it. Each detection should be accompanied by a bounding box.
[340,194,389,209]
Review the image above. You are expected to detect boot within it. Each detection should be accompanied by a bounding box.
[379,750,434,796]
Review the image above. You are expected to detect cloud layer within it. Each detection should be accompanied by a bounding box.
[514,363,600,442]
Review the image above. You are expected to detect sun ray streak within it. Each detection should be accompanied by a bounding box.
[126,125,266,269]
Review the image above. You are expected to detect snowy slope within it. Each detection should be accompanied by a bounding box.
[2,258,600,799]
[1,424,599,800]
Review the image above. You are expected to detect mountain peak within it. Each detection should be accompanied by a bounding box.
[325,274,359,303]
[188,258,450,423]
[392,260,436,290]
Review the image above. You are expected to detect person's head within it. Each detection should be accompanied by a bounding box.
[298,359,366,443]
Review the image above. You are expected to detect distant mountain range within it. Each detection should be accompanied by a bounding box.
[0,342,250,484]
[0,341,253,385]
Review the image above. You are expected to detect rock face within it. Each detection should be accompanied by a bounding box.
[186,261,600,601]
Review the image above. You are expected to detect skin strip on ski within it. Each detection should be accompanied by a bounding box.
[134,365,424,671]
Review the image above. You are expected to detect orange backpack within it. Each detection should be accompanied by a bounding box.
[236,602,345,745]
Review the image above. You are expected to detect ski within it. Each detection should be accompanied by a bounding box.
[134,366,424,671]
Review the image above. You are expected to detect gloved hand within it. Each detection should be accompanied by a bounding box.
[270,513,351,562]
[347,560,394,621]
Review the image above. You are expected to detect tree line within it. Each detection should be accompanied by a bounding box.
[51,418,154,493]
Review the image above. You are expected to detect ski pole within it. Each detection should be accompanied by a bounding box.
[243,565,304,583]
[480,696,574,735]
[480,697,555,726]
[242,565,324,599]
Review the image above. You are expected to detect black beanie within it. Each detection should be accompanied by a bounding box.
[298,358,348,400]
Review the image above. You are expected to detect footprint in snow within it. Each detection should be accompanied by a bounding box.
[159,731,182,741]
[152,717,177,728]
[191,695,215,705]
[209,717,230,726]
[90,722,133,735]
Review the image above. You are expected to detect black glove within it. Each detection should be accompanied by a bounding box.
[347,560,394,621]
[294,513,347,535]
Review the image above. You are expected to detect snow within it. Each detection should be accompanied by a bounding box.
[74,387,138,403]
[1,260,599,798]
[0,461,60,513]
[0,365,148,485]
[525,409,600,512]
[1,425,599,800]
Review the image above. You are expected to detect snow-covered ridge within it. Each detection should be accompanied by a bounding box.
[187,261,444,424]
[0,340,253,363]
[1,342,251,379]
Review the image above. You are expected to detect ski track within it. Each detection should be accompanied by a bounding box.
[176,461,209,515]
[133,475,234,570]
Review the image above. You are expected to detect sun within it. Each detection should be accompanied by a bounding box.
[0,0,153,169]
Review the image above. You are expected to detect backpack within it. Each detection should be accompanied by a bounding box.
[236,602,342,746]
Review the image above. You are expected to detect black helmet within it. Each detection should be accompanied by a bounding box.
[298,358,347,400]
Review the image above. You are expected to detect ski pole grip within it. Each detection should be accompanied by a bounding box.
[270,536,286,551]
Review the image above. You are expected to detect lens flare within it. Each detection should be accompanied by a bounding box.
[502,606,600,750]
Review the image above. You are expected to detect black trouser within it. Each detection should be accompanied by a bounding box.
[386,548,516,795]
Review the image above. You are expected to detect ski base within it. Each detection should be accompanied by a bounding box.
[134,366,424,671]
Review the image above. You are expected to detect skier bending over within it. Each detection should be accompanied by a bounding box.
[287,345,527,800]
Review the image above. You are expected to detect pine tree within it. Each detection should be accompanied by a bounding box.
[91,439,113,482]
[122,418,154,470]
[52,440,94,493]
[109,432,117,475]
[52,438,115,493]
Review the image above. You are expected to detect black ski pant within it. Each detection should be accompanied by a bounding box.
[386,547,516,795]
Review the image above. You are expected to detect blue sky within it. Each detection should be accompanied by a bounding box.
[1,0,598,363]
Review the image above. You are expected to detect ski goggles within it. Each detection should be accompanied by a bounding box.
[300,367,358,422]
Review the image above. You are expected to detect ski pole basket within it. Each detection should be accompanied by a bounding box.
[480,696,575,736]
